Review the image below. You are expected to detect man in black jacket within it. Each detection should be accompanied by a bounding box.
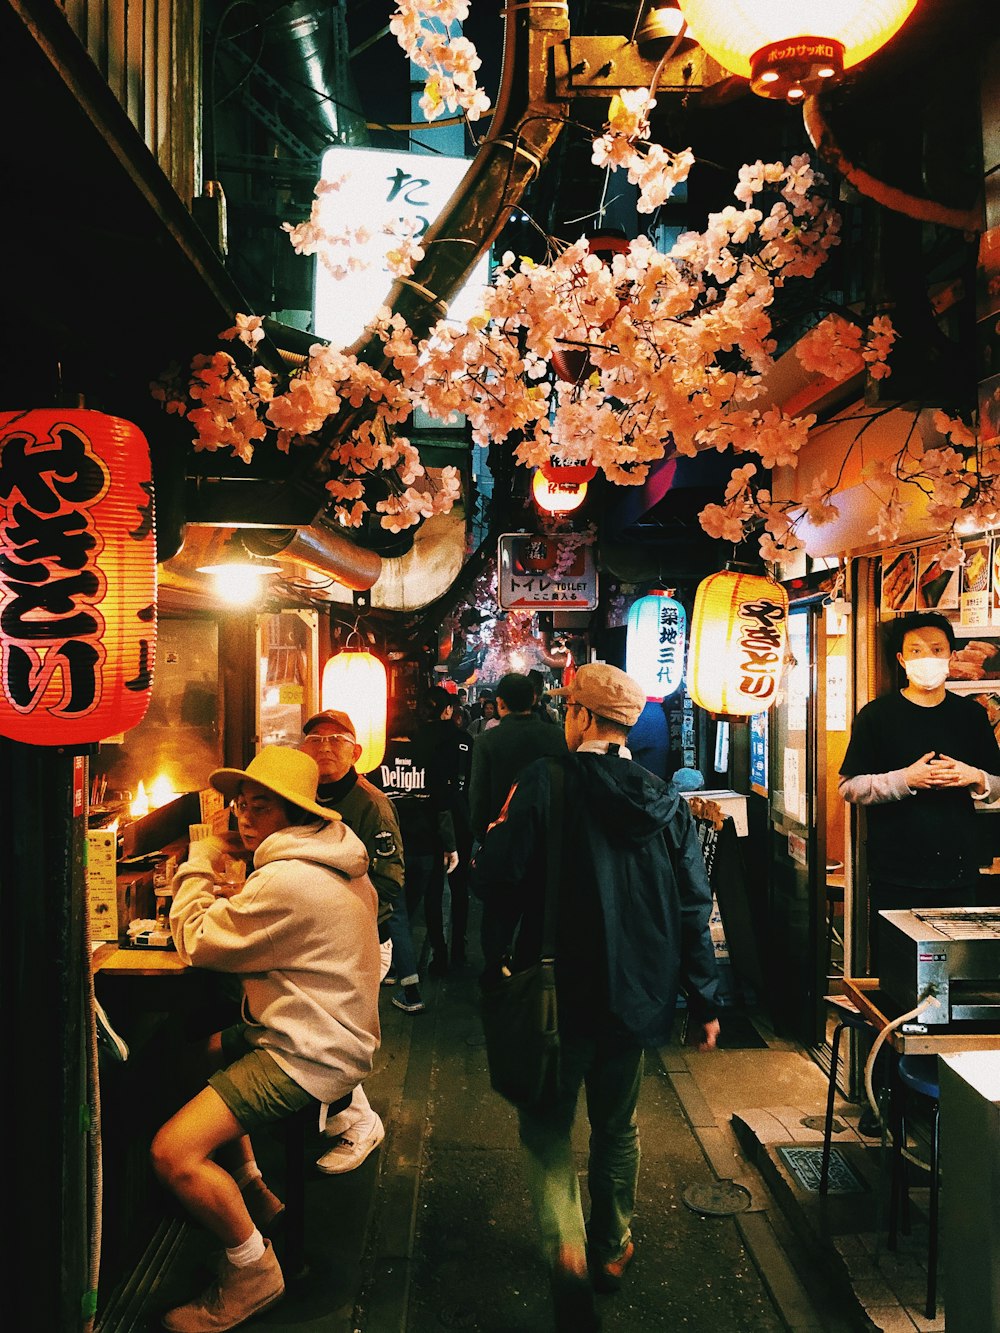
[473,664,720,1332]
[469,672,567,841]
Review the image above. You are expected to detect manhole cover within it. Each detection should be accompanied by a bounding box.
[801,1114,843,1133]
[682,1181,752,1216]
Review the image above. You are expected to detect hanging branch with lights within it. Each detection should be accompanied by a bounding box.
[152,0,988,567]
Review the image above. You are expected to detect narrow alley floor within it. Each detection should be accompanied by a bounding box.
[134,910,941,1333]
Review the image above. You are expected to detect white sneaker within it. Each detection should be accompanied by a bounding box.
[315,1114,385,1175]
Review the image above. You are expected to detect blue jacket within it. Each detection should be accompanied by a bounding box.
[473,750,719,1046]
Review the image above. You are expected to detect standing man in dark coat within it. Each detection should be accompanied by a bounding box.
[473,664,720,1332]
[469,672,567,842]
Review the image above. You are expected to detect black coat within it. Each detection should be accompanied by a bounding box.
[473,750,720,1046]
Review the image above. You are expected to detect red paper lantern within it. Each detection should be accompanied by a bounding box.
[532,470,588,514]
[0,409,157,745]
[540,457,598,486]
[550,231,631,384]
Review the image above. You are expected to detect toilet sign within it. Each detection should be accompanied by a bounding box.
[498,534,598,610]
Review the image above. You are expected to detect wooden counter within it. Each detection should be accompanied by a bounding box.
[843,977,1000,1055]
[92,941,188,975]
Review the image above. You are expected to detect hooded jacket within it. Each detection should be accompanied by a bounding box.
[171,820,380,1105]
[473,750,719,1046]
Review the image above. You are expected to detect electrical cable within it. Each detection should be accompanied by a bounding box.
[863,990,941,1170]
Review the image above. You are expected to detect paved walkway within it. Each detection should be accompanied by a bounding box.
[145,919,883,1332]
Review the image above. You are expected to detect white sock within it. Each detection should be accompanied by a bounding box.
[226,1228,265,1267]
[233,1162,262,1190]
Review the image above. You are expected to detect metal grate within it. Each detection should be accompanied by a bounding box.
[911,909,1000,940]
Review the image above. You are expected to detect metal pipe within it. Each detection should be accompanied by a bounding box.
[243,521,382,591]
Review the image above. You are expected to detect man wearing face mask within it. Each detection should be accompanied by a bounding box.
[840,611,1000,974]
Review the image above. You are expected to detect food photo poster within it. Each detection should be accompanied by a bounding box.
[880,548,917,614]
[961,538,991,626]
[915,540,960,611]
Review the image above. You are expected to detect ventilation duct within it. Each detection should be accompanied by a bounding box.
[243,520,382,591]
[266,0,367,149]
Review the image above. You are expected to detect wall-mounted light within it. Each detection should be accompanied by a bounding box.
[197,533,280,607]
[677,0,917,101]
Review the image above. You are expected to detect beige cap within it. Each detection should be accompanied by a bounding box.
[549,663,646,728]
[210,746,340,822]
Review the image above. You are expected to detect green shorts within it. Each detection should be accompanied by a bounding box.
[208,1024,315,1130]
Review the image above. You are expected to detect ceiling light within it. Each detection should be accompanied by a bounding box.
[197,533,280,606]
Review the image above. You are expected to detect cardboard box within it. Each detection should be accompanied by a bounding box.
[681,788,749,838]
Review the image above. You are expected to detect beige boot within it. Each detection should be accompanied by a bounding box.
[162,1239,285,1331]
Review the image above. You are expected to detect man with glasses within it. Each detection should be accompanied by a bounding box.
[298,709,404,1172]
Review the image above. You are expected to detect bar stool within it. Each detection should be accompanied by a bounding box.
[276,1107,312,1279]
[887,1054,940,1321]
[820,999,878,1195]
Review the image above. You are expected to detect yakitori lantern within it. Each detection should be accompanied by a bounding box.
[321,649,387,772]
[0,409,157,745]
[626,590,686,701]
[532,470,588,515]
[687,568,788,720]
[677,0,917,100]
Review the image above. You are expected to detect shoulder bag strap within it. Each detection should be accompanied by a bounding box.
[539,760,564,961]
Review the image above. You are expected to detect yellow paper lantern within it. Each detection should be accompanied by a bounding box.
[677,0,917,99]
[321,649,387,772]
[687,569,789,720]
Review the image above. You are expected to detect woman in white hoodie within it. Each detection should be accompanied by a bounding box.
[151,746,380,1333]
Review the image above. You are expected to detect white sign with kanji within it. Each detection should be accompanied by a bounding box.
[498,534,598,610]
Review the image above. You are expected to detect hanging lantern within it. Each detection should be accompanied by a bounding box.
[626,590,687,701]
[532,470,588,514]
[540,457,598,486]
[550,230,631,383]
[687,568,789,720]
[677,0,917,101]
[0,409,157,745]
[321,648,387,772]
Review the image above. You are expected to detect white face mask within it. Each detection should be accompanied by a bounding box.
[902,656,950,690]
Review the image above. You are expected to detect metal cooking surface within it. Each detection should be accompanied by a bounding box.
[911,909,1000,939]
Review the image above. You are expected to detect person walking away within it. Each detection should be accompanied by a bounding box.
[473,664,720,1332]
[421,687,474,971]
[469,672,567,844]
[299,709,404,1172]
[373,705,459,1010]
[840,610,1000,973]
[152,747,380,1332]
